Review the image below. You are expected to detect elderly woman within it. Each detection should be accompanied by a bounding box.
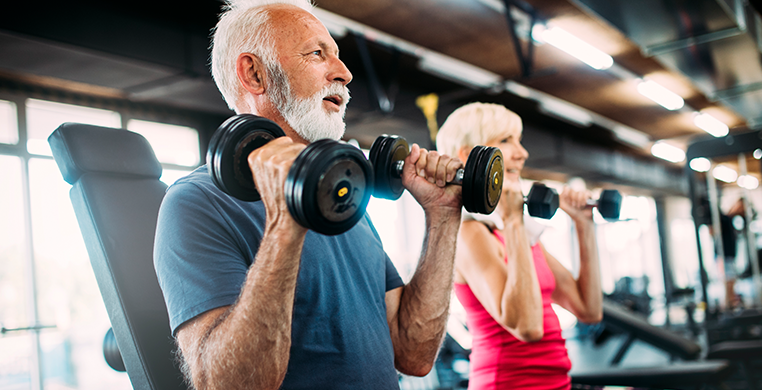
[437,102,603,389]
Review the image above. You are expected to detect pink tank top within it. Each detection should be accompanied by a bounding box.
[453,229,572,390]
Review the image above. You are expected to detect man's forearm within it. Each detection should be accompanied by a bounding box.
[188,224,306,390]
[395,210,460,375]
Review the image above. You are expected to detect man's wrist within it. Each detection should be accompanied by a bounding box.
[266,212,309,239]
[423,206,462,225]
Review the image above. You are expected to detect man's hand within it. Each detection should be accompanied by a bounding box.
[400,144,463,215]
[558,187,594,223]
[247,137,307,232]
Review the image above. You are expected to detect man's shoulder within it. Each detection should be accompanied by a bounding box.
[167,165,213,194]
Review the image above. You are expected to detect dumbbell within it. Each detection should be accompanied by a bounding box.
[369,135,504,214]
[526,183,622,220]
[207,114,373,235]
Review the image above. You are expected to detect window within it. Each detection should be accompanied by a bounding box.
[0,155,35,389]
[127,119,200,167]
[366,192,425,282]
[29,158,130,389]
[127,119,200,186]
[26,99,121,156]
[0,100,18,145]
[1,96,202,389]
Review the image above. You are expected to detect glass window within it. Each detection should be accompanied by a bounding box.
[127,119,200,167]
[161,168,193,186]
[26,99,121,156]
[0,155,36,389]
[366,192,425,282]
[28,158,131,390]
[0,100,19,145]
[596,196,664,323]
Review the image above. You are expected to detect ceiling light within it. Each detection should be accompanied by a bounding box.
[738,175,759,190]
[651,141,685,163]
[533,26,613,70]
[689,157,711,172]
[713,165,738,183]
[636,79,684,110]
[755,149,762,159]
[418,52,502,89]
[612,125,650,148]
[539,99,593,127]
[694,112,729,137]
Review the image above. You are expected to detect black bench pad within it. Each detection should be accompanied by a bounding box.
[571,360,734,387]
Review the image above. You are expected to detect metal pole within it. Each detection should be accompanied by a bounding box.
[738,153,762,306]
[688,169,710,311]
[655,197,674,326]
[18,98,44,390]
[706,161,725,311]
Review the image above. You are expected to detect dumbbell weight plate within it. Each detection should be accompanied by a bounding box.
[462,146,504,214]
[286,140,374,235]
[207,114,286,201]
[597,189,622,220]
[369,135,408,200]
[526,183,559,219]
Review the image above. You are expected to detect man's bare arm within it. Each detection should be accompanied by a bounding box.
[176,223,306,390]
[176,138,308,390]
[386,210,460,376]
[386,145,463,376]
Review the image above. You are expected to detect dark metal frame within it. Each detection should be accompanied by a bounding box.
[685,129,762,312]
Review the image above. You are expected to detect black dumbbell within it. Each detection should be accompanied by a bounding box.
[526,183,622,220]
[207,114,373,235]
[369,135,504,214]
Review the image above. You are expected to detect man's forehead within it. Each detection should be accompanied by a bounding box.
[267,6,337,51]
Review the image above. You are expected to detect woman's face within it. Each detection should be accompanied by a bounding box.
[485,126,529,187]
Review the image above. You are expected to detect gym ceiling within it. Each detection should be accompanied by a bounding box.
[1,0,761,195]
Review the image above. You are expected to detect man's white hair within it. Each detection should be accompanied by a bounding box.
[211,0,315,111]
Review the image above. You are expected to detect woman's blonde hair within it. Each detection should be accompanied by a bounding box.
[436,102,523,158]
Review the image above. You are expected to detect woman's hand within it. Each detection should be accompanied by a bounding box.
[558,187,594,223]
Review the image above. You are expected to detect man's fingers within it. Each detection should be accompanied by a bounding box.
[415,147,429,178]
[445,158,462,183]
[425,151,440,184]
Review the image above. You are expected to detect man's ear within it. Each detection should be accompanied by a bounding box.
[236,52,266,95]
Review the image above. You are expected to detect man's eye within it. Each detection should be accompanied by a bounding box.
[311,50,321,56]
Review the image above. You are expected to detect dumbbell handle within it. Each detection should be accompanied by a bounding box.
[523,193,601,205]
[393,160,465,185]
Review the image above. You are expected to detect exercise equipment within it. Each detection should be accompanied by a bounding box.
[207,114,373,236]
[48,123,186,389]
[686,129,762,310]
[571,299,735,388]
[369,134,504,214]
[526,183,622,220]
[525,182,559,219]
[103,327,126,372]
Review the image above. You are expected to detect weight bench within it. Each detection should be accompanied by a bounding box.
[571,300,734,389]
[706,340,762,390]
[48,123,187,390]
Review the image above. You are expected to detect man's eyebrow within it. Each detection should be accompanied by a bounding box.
[316,40,338,56]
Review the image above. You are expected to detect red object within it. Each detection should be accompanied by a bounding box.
[453,230,571,390]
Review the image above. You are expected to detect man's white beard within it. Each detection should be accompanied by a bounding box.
[268,63,350,142]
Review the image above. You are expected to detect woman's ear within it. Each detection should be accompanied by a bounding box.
[236,53,266,95]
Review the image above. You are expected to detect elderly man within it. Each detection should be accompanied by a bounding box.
[153,0,464,389]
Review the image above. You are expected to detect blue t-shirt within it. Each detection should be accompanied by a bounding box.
[154,166,404,390]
